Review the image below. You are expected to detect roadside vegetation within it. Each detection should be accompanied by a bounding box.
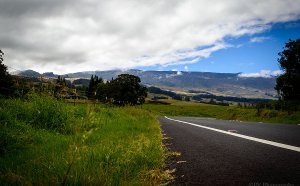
[0,95,171,185]
[144,99,300,124]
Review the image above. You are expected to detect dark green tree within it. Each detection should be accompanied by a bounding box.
[87,75,103,99]
[0,50,14,97]
[56,76,67,86]
[96,81,109,102]
[86,75,93,98]
[110,74,147,106]
[54,76,69,98]
[275,39,300,100]
[137,85,147,105]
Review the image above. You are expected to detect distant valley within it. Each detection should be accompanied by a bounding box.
[15,69,278,99]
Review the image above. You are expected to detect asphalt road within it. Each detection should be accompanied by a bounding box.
[159,117,300,186]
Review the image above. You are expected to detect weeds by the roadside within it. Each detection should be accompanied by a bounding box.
[0,96,170,185]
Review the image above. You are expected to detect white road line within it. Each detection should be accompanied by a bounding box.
[164,116,300,153]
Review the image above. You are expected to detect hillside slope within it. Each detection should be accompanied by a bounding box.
[14,69,277,99]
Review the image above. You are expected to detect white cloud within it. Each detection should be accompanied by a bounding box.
[250,36,271,43]
[238,70,283,78]
[1,0,300,73]
[166,69,182,78]
[184,66,189,71]
[271,70,284,76]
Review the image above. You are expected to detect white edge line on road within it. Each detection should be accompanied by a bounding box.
[164,116,300,153]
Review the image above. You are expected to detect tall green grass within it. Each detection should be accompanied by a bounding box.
[0,96,170,185]
[1,95,76,134]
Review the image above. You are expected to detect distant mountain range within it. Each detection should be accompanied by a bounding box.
[14,69,278,99]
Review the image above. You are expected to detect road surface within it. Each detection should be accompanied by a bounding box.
[159,116,300,185]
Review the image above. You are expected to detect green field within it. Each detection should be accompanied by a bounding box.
[143,99,300,124]
[0,96,171,185]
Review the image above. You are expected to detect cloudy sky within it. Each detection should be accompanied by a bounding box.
[1,0,300,75]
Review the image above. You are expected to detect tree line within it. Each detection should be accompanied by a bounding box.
[86,74,147,106]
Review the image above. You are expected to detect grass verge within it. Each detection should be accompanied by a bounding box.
[0,96,171,185]
[143,100,300,124]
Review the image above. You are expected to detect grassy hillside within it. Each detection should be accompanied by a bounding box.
[0,96,171,185]
[144,100,300,124]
